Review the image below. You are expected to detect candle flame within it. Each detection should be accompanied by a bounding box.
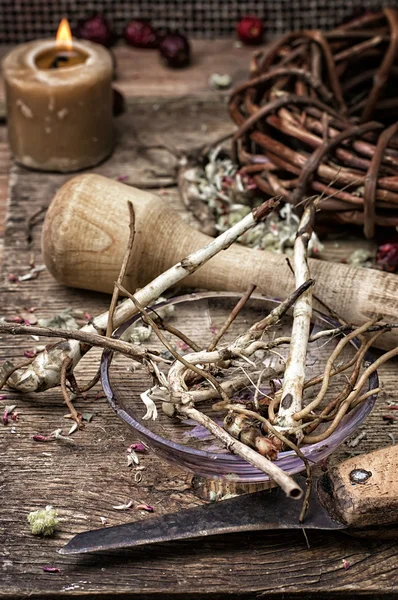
[56,18,73,51]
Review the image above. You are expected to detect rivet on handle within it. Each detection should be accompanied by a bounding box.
[349,468,372,484]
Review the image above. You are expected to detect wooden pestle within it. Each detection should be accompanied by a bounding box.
[42,173,398,350]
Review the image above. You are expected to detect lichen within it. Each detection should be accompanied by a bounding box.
[28,505,59,536]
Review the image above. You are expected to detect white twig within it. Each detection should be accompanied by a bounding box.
[274,202,315,439]
[167,282,312,406]
[7,197,279,393]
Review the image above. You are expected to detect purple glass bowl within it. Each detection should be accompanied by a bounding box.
[101,292,379,482]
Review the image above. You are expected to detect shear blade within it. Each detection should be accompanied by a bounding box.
[60,477,344,555]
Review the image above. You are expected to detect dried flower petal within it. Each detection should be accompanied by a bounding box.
[82,413,94,422]
[176,341,189,351]
[112,500,134,510]
[5,315,24,324]
[18,264,46,282]
[53,429,76,444]
[127,451,140,466]
[127,325,152,344]
[342,559,350,570]
[3,404,17,426]
[38,308,80,330]
[68,422,79,435]
[134,471,143,483]
[42,566,60,573]
[136,503,154,512]
[24,349,36,359]
[382,415,396,423]
[209,73,232,90]
[127,443,147,453]
[347,248,373,268]
[8,273,17,283]
[140,390,158,421]
[32,434,54,442]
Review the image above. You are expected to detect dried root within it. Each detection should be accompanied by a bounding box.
[3,196,279,393]
[1,190,395,506]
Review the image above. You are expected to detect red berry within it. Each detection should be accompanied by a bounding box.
[76,14,115,47]
[124,20,158,49]
[237,16,264,45]
[158,32,190,68]
[376,242,398,272]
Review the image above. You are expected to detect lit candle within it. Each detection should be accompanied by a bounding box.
[2,19,114,172]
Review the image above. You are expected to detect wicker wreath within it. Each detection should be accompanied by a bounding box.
[229,9,398,238]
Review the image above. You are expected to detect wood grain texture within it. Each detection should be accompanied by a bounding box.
[0,44,397,599]
[0,126,10,263]
[1,95,398,600]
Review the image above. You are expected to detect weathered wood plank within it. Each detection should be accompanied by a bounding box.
[1,95,398,599]
[0,40,254,101]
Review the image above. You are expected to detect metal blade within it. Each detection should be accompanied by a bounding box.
[60,477,344,555]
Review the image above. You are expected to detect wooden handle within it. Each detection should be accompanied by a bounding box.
[42,173,398,351]
[318,445,398,528]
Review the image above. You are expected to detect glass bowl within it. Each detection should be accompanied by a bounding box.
[101,292,379,483]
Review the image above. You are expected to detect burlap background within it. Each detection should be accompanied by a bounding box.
[1,1,398,43]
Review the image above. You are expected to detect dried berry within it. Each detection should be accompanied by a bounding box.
[158,32,191,68]
[376,242,398,272]
[123,19,158,48]
[76,14,115,47]
[236,16,264,45]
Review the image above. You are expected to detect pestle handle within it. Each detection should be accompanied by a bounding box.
[42,174,398,350]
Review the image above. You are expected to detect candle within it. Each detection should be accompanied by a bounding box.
[2,19,114,172]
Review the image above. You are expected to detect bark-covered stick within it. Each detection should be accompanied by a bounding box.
[6,197,279,393]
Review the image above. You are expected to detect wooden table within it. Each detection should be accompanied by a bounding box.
[1,41,398,600]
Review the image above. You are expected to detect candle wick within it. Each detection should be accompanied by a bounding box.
[50,55,69,69]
